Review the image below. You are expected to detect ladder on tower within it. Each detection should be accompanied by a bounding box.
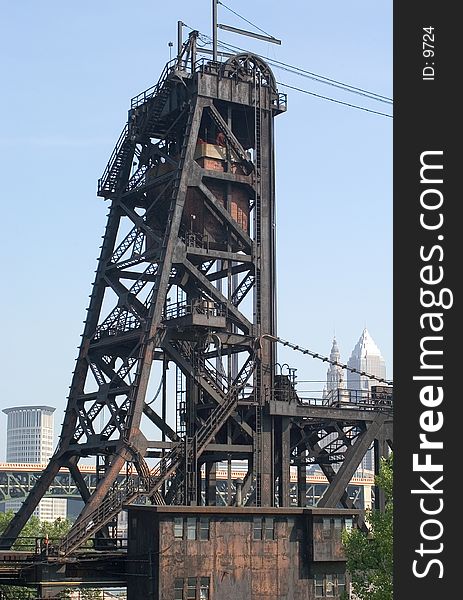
[254,403,263,507]
[176,367,187,438]
[253,74,264,508]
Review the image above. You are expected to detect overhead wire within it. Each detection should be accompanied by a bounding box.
[276,81,392,118]
[199,36,392,118]
[217,0,274,38]
[196,36,392,118]
[197,32,392,106]
[264,57,391,103]
[211,34,392,104]
[186,20,392,110]
[269,61,392,104]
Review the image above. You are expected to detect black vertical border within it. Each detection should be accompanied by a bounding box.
[394,2,458,598]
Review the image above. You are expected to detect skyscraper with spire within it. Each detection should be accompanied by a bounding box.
[326,337,345,393]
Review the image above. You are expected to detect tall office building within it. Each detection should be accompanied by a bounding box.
[347,329,387,472]
[2,406,66,521]
[323,337,345,400]
[347,328,386,392]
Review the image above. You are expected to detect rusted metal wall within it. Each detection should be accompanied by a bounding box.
[311,516,351,562]
[159,516,307,599]
[127,508,353,600]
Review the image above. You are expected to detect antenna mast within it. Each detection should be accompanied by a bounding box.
[212,0,218,61]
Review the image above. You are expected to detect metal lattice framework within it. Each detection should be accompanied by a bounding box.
[0,33,392,555]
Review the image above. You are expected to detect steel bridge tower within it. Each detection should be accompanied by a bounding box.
[0,32,392,555]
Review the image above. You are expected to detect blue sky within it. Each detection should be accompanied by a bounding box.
[0,1,392,456]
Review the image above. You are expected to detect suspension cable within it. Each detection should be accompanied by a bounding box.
[263,334,393,385]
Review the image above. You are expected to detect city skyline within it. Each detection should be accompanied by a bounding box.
[323,328,388,394]
[323,328,388,473]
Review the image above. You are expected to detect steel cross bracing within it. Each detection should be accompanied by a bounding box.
[0,34,392,554]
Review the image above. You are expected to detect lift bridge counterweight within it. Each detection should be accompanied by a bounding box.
[0,33,392,555]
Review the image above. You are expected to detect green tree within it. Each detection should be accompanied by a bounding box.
[0,515,110,599]
[0,512,73,550]
[0,513,73,599]
[342,454,393,600]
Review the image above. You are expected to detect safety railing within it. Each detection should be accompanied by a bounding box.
[130,58,177,109]
[297,388,393,411]
[163,299,226,321]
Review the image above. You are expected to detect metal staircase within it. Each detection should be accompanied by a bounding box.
[97,124,133,198]
[97,61,176,198]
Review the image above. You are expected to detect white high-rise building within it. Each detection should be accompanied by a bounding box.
[347,328,386,393]
[347,329,387,472]
[2,406,67,522]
